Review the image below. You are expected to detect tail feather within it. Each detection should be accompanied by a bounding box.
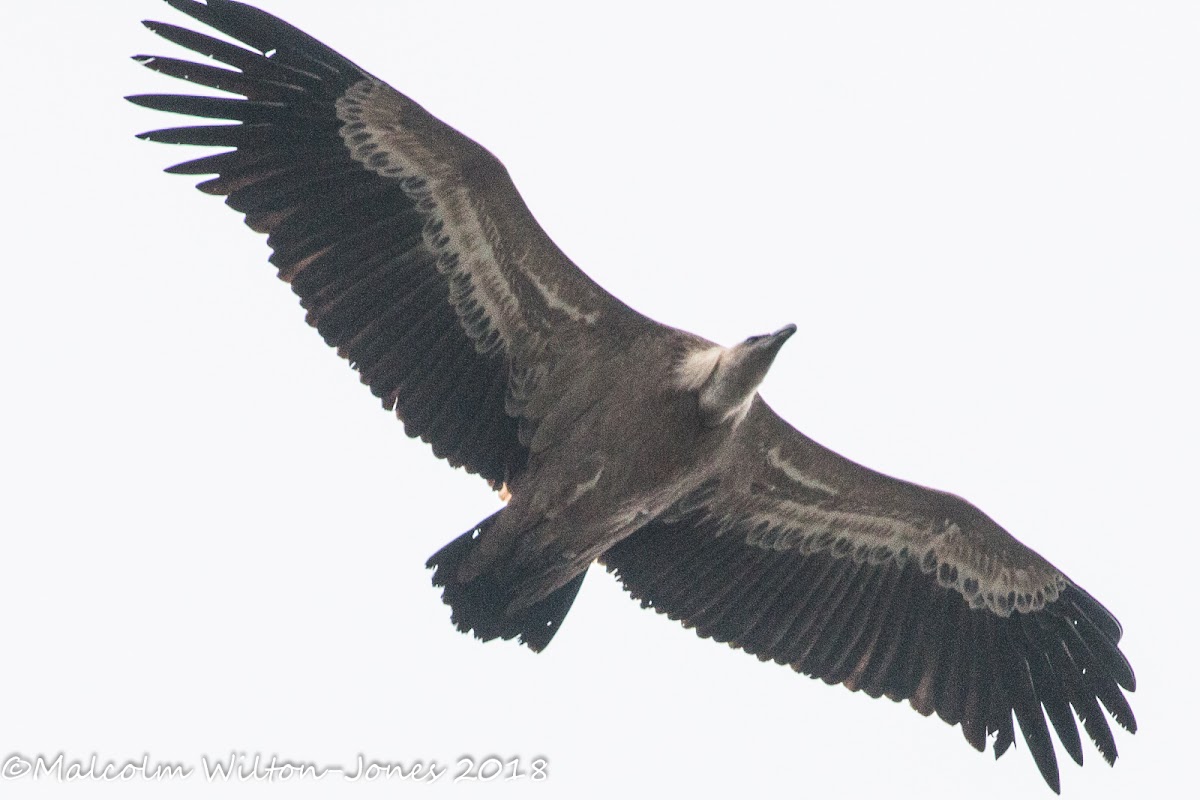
[426,513,586,652]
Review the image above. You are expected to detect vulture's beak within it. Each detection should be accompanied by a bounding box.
[766,324,797,350]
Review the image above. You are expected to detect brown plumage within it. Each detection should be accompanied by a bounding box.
[129,1,1135,792]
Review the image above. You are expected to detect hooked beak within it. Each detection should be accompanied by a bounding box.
[748,323,797,357]
[771,323,797,345]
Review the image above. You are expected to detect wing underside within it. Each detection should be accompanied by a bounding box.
[130,0,648,484]
[603,399,1135,792]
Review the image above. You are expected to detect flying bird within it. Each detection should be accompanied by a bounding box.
[129,0,1135,792]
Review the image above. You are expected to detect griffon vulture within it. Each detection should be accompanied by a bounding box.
[128,1,1135,792]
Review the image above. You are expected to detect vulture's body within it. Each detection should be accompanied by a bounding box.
[129,1,1136,792]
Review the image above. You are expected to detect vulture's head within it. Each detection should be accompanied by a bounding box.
[696,324,796,427]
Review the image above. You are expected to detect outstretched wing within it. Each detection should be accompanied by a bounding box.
[129,0,652,486]
[601,397,1135,793]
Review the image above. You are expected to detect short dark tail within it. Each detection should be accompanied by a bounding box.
[426,512,586,653]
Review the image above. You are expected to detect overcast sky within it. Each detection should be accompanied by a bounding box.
[2,1,1197,797]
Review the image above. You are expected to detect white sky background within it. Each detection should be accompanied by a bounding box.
[1,0,1197,797]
